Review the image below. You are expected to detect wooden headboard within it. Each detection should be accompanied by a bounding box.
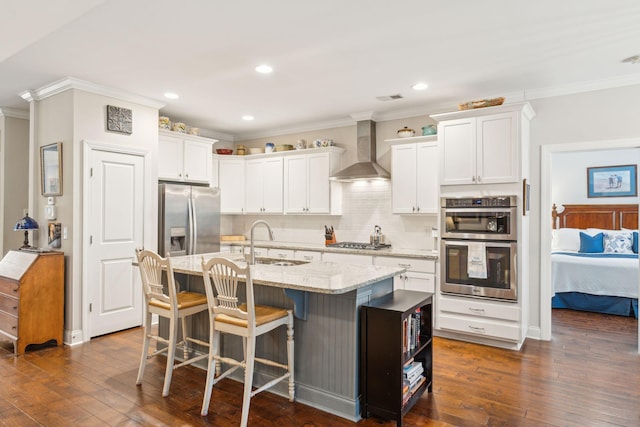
[552,204,638,230]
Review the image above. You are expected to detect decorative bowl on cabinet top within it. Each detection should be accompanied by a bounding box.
[397,126,415,138]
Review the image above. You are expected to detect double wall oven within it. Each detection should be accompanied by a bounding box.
[440,196,518,301]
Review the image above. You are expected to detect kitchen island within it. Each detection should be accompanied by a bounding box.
[165,252,405,421]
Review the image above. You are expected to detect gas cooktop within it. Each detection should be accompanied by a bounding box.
[327,242,391,250]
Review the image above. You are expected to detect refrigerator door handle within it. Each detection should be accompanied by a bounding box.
[188,195,196,254]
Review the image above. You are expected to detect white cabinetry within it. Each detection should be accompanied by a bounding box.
[217,157,245,214]
[437,294,522,345]
[295,250,322,262]
[389,137,438,214]
[373,256,435,293]
[245,156,283,214]
[159,130,214,183]
[284,149,343,214]
[268,248,295,260]
[431,103,534,186]
[321,252,372,265]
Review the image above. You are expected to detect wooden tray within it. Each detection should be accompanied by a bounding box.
[458,97,505,110]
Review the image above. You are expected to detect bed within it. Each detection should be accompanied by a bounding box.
[551,203,639,318]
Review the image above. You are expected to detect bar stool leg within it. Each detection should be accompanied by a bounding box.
[163,316,178,397]
[240,334,256,427]
[287,312,295,401]
[136,310,153,385]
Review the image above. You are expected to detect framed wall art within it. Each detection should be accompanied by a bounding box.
[587,164,637,198]
[41,142,62,196]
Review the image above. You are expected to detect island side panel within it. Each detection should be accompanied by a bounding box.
[160,273,394,421]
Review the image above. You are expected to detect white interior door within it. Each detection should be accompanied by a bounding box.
[87,149,144,337]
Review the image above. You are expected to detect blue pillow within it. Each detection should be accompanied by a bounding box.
[634,231,638,254]
[579,232,604,253]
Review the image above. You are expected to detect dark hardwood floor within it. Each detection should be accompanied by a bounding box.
[1,309,638,426]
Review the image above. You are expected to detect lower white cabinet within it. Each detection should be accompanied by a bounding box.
[373,256,435,293]
[268,248,295,260]
[321,252,372,265]
[437,294,521,343]
[295,250,322,262]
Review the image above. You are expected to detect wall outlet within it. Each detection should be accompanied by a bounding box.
[431,227,439,238]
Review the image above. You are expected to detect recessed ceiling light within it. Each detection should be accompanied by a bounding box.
[255,64,273,74]
[164,92,179,99]
[412,82,428,91]
[242,115,255,121]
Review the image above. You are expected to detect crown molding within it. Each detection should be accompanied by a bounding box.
[235,74,640,140]
[0,107,29,120]
[523,73,640,100]
[19,76,166,109]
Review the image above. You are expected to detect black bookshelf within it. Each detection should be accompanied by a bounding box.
[361,290,433,426]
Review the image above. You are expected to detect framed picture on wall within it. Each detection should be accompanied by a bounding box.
[40,142,62,196]
[587,164,637,198]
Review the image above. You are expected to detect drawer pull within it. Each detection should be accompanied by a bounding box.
[303,255,313,260]
[468,307,485,313]
[468,325,485,333]
[398,263,411,268]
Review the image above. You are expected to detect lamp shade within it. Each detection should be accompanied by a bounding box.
[14,213,39,230]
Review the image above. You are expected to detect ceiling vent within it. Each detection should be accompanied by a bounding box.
[376,94,403,101]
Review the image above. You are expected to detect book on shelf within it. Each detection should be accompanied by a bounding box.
[403,308,423,353]
[409,375,426,395]
[403,360,422,377]
[408,369,423,385]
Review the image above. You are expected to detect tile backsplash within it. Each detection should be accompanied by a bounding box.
[223,180,438,250]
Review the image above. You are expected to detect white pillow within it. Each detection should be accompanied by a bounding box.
[551,228,581,251]
[603,231,634,253]
[588,228,628,236]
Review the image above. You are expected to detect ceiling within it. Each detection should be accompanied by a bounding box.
[1,0,640,140]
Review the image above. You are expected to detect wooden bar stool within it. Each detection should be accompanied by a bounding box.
[200,257,294,427]
[135,249,209,397]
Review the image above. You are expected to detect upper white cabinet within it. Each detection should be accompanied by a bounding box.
[431,103,535,186]
[283,148,343,214]
[159,130,214,183]
[217,156,245,213]
[389,137,438,214]
[245,156,283,214]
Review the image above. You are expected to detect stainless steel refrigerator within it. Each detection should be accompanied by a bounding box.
[158,183,220,257]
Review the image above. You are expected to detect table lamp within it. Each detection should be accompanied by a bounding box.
[14,213,39,249]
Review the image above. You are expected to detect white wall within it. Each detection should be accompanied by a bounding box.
[552,148,639,205]
[529,84,640,331]
[0,115,29,255]
[31,87,159,339]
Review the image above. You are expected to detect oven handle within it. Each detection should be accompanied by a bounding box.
[442,207,515,214]
[442,239,516,248]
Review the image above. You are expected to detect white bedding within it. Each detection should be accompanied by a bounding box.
[551,252,639,298]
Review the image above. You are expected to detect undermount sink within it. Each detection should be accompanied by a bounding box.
[252,257,309,266]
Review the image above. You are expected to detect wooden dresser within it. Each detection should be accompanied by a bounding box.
[0,250,64,355]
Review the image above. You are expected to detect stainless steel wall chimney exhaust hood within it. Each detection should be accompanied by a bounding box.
[329,120,390,181]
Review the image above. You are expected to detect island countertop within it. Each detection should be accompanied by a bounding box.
[169,252,405,294]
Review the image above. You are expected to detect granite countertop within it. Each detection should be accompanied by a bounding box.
[220,240,439,260]
[170,252,405,294]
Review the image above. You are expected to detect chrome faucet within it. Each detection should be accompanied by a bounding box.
[249,220,275,264]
